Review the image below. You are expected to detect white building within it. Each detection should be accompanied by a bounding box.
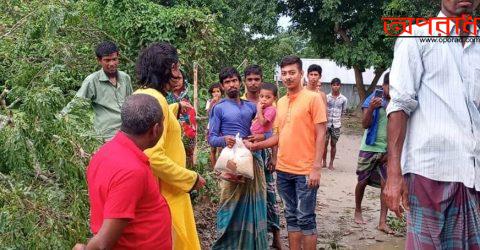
[274,58,389,108]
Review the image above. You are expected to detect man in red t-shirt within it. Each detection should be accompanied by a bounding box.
[73,94,172,250]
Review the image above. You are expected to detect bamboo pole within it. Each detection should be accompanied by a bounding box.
[193,62,199,165]
[193,63,199,112]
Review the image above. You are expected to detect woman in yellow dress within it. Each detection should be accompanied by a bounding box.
[134,42,205,250]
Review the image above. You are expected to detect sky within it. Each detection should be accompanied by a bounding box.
[277,15,292,29]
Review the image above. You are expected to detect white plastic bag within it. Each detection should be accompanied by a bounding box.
[214,133,254,179]
[214,145,235,173]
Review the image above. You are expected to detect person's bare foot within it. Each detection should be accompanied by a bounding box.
[354,210,366,224]
[377,224,394,234]
[328,162,335,170]
[322,161,327,168]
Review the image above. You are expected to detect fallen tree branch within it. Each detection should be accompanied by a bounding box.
[0,11,35,39]
[26,139,53,184]
[6,98,20,109]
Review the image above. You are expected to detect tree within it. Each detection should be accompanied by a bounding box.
[280,0,438,102]
[0,0,230,247]
[0,0,292,247]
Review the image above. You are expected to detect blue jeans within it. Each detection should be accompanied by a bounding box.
[276,171,318,235]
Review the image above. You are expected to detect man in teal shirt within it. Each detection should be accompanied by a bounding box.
[61,41,133,140]
[354,73,392,234]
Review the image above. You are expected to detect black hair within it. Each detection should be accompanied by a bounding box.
[331,78,341,85]
[208,83,223,95]
[136,42,179,95]
[95,41,119,59]
[219,67,241,84]
[307,64,322,75]
[260,82,278,97]
[244,65,263,78]
[280,56,302,71]
[121,94,163,135]
[383,72,390,85]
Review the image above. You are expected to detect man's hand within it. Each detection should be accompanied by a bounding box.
[268,157,276,172]
[179,100,193,112]
[72,244,86,250]
[384,173,409,218]
[224,135,236,148]
[243,140,255,151]
[257,102,264,112]
[193,175,206,190]
[380,153,388,164]
[226,160,237,172]
[369,97,382,109]
[307,168,321,188]
[246,134,265,142]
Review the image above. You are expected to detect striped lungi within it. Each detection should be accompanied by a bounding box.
[405,173,480,249]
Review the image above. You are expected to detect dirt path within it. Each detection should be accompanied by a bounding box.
[278,131,405,249]
[195,115,406,249]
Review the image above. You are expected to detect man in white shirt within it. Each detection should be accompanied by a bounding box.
[385,0,480,248]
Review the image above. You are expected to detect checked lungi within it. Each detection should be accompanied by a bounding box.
[405,173,480,250]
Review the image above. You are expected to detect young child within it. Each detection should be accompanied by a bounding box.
[206,83,223,168]
[250,82,278,138]
[205,83,222,114]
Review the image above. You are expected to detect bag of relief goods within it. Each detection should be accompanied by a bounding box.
[214,133,254,179]
[232,134,254,179]
[214,144,234,173]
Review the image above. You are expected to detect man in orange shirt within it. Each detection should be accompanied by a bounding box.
[246,56,327,250]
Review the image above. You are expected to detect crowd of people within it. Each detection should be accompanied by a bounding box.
[66,0,480,249]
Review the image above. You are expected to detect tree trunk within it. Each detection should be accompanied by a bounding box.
[365,68,385,96]
[354,67,386,106]
[353,66,366,102]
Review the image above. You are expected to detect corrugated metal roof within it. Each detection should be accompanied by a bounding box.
[274,58,389,85]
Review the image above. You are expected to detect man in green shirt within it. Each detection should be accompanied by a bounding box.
[354,73,392,234]
[61,41,133,140]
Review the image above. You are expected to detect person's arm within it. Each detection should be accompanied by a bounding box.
[308,94,327,187]
[60,77,95,116]
[308,122,326,187]
[125,74,133,96]
[384,111,409,217]
[246,134,278,150]
[136,90,201,192]
[383,35,423,217]
[73,220,128,250]
[73,168,146,250]
[208,104,232,148]
[342,97,348,115]
[362,97,382,129]
[255,102,268,126]
[268,146,278,172]
[82,219,129,250]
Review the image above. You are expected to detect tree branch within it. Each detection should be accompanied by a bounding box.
[26,139,53,184]
[366,68,386,94]
[0,88,14,129]
[0,11,35,39]
[334,23,351,45]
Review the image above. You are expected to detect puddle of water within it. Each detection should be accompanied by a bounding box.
[356,237,405,250]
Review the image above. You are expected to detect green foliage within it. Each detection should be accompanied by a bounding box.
[0,0,289,247]
[281,0,438,100]
[387,214,407,235]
